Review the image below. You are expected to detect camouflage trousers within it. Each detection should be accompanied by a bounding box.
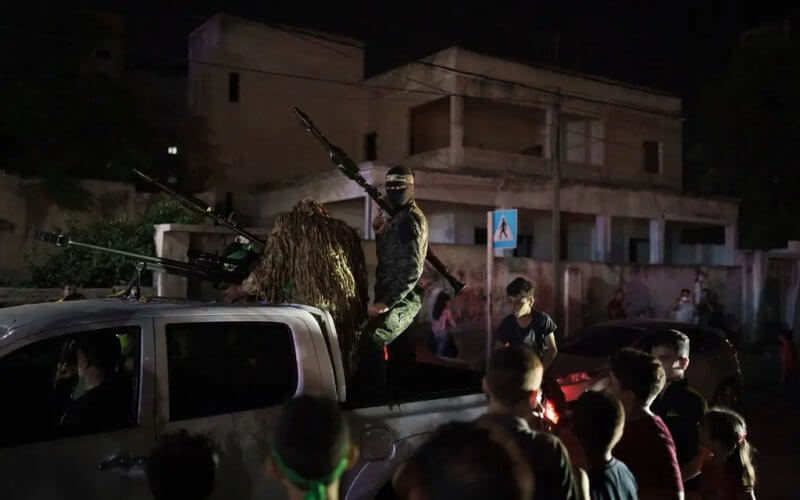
[351,288,422,402]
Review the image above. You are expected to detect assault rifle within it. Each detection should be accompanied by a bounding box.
[293,106,466,295]
[35,231,248,298]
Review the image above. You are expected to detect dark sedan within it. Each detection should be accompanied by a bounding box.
[550,320,743,409]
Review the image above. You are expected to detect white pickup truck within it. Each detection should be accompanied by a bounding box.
[0,299,487,500]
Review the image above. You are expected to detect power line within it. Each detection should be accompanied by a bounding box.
[0,22,678,156]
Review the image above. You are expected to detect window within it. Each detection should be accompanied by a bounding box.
[166,322,297,421]
[94,49,111,61]
[474,227,487,245]
[680,225,725,245]
[0,326,141,447]
[643,140,662,174]
[228,72,240,103]
[513,234,533,258]
[365,132,377,161]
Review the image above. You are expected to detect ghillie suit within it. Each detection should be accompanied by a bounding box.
[241,198,369,379]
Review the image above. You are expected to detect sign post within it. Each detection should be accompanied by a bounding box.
[487,209,518,366]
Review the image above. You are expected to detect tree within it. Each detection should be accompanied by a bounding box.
[27,199,203,288]
[687,31,800,249]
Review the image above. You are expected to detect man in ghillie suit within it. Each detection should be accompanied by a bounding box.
[224,198,369,380]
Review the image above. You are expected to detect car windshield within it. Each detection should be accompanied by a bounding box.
[562,326,646,357]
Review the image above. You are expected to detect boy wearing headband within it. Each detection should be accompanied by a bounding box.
[269,395,358,500]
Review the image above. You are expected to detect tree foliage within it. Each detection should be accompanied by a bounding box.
[27,199,203,288]
[687,33,800,249]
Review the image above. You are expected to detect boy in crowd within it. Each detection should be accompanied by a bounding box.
[478,346,580,500]
[607,348,684,500]
[648,330,707,482]
[269,395,359,500]
[572,391,638,500]
[495,278,566,412]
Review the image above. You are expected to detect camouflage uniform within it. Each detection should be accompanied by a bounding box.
[354,200,428,399]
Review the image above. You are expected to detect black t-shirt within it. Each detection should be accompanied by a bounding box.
[60,376,132,435]
[651,378,707,465]
[587,458,638,500]
[478,414,579,500]
[495,311,557,358]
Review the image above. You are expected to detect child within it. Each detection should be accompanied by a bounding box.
[698,407,756,500]
[431,292,458,356]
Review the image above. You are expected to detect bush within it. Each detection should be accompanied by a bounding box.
[27,199,203,288]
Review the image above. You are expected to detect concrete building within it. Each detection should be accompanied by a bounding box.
[189,14,739,268]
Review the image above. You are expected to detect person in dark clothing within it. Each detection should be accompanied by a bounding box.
[608,348,684,500]
[572,391,638,500]
[59,333,130,434]
[355,166,428,399]
[147,430,216,500]
[648,329,708,484]
[477,346,580,500]
[393,421,532,500]
[494,277,565,412]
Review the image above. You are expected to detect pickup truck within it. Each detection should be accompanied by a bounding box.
[0,299,487,500]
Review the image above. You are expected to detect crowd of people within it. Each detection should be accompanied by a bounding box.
[144,338,757,500]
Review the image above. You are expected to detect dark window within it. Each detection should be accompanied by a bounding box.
[228,72,240,103]
[513,234,533,257]
[643,140,661,173]
[474,227,487,245]
[680,226,725,245]
[365,133,377,161]
[563,327,645,357]
[0,327,141,448]
[166,322,297,421]
[94,49,111,61]
[629,238,650,263]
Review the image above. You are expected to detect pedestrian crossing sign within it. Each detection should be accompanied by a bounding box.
[492,209,517,250]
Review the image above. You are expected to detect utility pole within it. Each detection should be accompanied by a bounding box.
[551,91,563,327]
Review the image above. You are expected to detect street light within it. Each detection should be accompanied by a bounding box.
[167,146,178,155]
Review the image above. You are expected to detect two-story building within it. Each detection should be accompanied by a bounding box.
[188,13,738,269]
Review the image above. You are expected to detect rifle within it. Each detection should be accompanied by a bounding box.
[132,169,266,252]
[292,106,466,296]
[35,231,248,295]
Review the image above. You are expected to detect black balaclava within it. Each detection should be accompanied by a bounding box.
[385,165,415,211]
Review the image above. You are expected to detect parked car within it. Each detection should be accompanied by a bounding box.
[0,299,487,500]
[550,320,742,412]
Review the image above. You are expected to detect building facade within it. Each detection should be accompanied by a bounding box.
[189,14,738,268]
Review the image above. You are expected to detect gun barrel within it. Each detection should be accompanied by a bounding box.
[132,169,267,251]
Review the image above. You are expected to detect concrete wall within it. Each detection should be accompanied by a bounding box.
[188,15,369,191]
[0,174,155,285]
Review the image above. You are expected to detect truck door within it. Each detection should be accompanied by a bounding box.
[0,320,156,500]
[152,312,331,500]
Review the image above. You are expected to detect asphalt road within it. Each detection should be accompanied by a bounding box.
[737,345,800,500]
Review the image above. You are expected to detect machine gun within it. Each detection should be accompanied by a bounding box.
[131,168,266,252]
[35,231,248,299]
[293,106,466,295]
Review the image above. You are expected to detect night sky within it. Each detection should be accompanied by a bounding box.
[104,1,795,95]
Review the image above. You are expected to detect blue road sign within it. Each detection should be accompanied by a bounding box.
[492,209,518,250]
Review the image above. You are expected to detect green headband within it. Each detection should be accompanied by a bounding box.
[271,447,349,500]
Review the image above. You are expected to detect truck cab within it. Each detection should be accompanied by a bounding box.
[0,299,486,499]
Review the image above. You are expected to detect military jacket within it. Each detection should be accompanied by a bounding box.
[375,201,428,308]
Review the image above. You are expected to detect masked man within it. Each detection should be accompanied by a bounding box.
[354,166,428,399]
